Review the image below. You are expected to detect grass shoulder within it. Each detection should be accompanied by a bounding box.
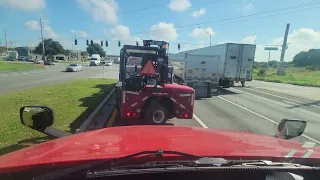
[0,78,117,155]
[253,67,320,87]
[0,61,45,73]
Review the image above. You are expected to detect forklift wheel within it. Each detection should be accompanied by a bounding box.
[144,104,168,125]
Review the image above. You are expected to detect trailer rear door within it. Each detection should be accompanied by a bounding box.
[225,44,240,79]
[239,44,256,81]
[184,54,220,83]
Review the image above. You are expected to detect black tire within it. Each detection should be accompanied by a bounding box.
[144,104,168,125]
[241,81,245,87]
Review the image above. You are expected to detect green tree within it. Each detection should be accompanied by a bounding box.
[33,39,66,60]
[293,49,320,67]
[80,51,88,57]
[86,43,106,57]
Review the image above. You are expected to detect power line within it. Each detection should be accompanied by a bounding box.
[127,1,320,36]
[124,0,226,19]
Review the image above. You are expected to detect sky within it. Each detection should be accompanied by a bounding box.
[0,0,320,62]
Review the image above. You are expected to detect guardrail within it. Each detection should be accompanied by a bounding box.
[75,88,117,133]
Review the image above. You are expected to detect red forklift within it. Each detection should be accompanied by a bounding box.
[116,40,195,125]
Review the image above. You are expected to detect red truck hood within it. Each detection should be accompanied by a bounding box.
[1,126,320,171]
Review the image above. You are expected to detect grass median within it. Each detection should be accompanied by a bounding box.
[253,67,320,87]
[0,61,45,73]
[0,78,117,155]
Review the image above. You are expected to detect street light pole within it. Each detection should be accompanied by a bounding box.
[198,27,211,46]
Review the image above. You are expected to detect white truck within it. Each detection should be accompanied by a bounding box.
[181,43,256,88]
[89,54,101,66]
[172,54,220,98]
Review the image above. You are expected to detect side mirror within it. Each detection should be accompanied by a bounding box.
[277,119,307,140]
[20,106,54,132]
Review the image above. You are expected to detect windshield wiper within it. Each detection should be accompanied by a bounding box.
[34,149,203,180]
[87,159,317,178]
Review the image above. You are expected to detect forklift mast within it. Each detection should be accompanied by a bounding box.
[119,40,170,84]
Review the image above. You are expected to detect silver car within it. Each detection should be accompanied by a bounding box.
[66,64,83,72]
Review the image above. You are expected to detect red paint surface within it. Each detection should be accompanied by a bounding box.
[1,126,320,172]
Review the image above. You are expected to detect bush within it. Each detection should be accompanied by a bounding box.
[305,66,317,71]
[257,69,266,76]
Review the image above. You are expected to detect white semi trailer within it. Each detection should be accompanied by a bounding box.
[181,43,256,88]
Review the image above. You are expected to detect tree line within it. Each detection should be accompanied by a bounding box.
[255,48,320,70]
[1,38,106,59]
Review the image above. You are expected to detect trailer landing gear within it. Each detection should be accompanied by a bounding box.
[241,80,245,87]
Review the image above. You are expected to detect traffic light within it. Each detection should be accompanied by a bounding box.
[105,41,108,47]
[86,40,89,46]
[74,39,77,46]
[178,44,180,50]
[101,41,103,46]
[91,40,93,45]
[118,41,121,47]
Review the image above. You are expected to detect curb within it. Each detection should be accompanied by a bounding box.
[76,88,116,133]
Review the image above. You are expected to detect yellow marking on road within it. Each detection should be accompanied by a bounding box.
[107,109,118,127]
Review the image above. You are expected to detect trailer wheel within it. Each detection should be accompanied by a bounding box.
[241,81,245,87]
[144,104,168,125]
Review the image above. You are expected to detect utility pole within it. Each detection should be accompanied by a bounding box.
[277,23,290,75]
[4,28,8,54]
[40,18,46,62]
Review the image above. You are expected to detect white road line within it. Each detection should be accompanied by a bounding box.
[0,74,8,76]
[218,96,320,144]
[231,88,320,118]
[193,114,208,128]
[246,87,320,109]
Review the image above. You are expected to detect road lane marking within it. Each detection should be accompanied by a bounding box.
[193,114,208,128]
[218,96,320,144]
[231,88,320,118]
[245,87,320,109]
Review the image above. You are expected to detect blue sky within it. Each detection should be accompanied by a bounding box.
[1,0,320,61]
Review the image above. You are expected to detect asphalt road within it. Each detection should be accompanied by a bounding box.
[110,81,320,145]
[174,83,320,145]
[0,63,119,94]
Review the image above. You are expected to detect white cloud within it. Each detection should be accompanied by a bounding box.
[150,22,178,41]
[190,27,215,38]
[76,0,118,25]
[106,25,142,45]
[192,8,206,17]
[241,35,257,44]
[24,20,40,30]
[255,28,320,62]
[24,20,60,39]
[71,30,88,38]
[245,3,254,10]
[0,0,45,11]
[43,26,60,39]
[168,0,191,12]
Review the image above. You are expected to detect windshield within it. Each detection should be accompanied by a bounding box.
[1,0,320,176]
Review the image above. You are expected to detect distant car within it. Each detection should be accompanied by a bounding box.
[66,64,83,72]
[35,60,44,64]
[44,61,54,65]
[106,61,113,66]
[18,56,28,61]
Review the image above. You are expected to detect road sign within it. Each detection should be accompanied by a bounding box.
[264,47,278,51]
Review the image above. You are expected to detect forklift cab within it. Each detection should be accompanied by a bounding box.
[119,40,170,91]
